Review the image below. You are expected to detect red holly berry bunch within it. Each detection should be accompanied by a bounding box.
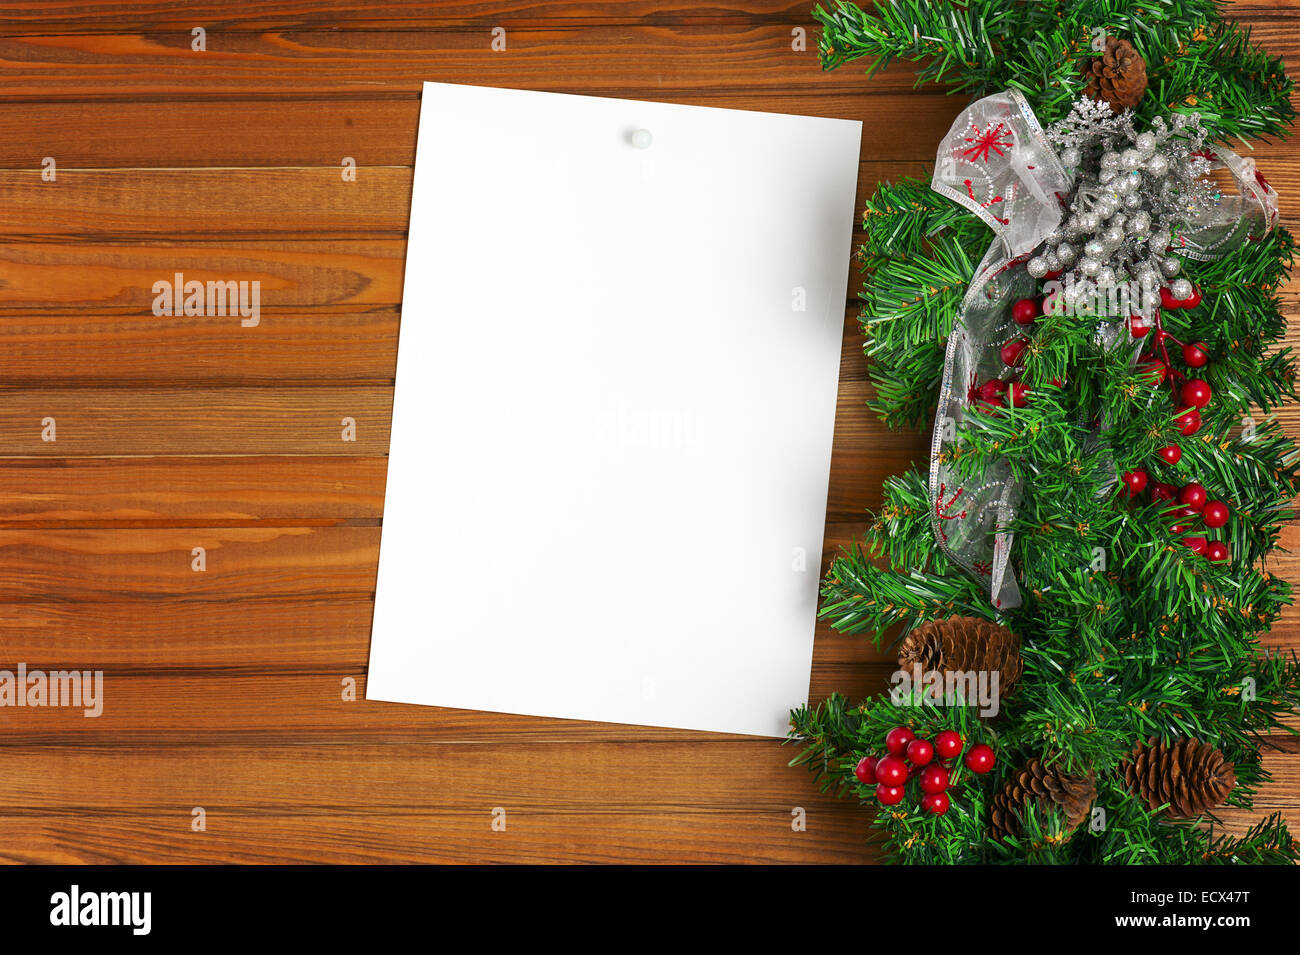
[854,726,996,816]
[1116,289,1234,563]
[971,295,1050,412]
[1121,470,1232,562]
[1132,292,1211,439]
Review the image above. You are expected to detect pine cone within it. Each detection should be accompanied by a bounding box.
[989,759,1097,842]
[1081,37,1148,112]
[897,616,1023,698]
[1122,737,1236,818]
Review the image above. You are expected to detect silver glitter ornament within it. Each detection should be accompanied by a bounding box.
[1059,146,1082,168]
[1026,256,1049,278]
[1095,266,1117,287]
[1127,211,1152,235]
[1043,99,1219,314]
[1158,255,1181,278]
[1170,278,1194,300]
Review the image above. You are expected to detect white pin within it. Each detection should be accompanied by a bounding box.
[630,128,653,149]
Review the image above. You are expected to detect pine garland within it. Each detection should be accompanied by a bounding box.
[790,0,1300,864]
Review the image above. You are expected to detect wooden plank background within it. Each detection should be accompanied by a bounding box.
[0,0,1296,864]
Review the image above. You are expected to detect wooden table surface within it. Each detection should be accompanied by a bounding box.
[1,0,1298,864]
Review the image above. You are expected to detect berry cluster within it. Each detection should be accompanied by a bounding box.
[970,295,1048,410]
[1121,471,1232,562]
[1118,284,1233,563]
[854,726,996,816]
[1132,287,1210,438]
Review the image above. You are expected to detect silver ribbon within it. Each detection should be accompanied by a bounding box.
[927,90,1279,609]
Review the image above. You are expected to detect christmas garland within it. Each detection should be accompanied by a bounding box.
[789,0,1300,864]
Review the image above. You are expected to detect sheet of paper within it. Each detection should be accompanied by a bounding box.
[367,82,861,737]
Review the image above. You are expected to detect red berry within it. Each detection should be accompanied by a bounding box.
[854,756,878,785]
[1151,481,1177,502]
[1159,286,1182,310]
[1140,360,1168,384]
[934,730,963,760]
[1169,524,1188,535]
[1044,268,1064,280]
[1183,342,1209,367]
[874,755,908,787]
[1121,469,1148,497]
[1179,483,1207,512]
[876,784,906,806]
[1206,540,1230,563]
[1001,338,1028,367]
[979,379,1007,402]
[884,727,914,757]
[1175,407,1202,436]
[964,743,996,774]
[1182,536,1208,555]
[1012,297,1041,326]
[1129,313,1151,338]
[1009,381,1030,408]
[1157,444,1182,465]
[905,738,934,767]
[1049,377,1065,388]
[1182,379,1212,408]
[920,791,950,816]
[919,764,949,794]
[1183,285,1203,308]
[1202,500,1230,528]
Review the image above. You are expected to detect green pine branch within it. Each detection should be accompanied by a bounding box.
[797,0,1300,864]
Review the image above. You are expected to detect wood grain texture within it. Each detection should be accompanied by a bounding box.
[0,0,1296,864]
[0,812,872,865]
[0,456,387,524]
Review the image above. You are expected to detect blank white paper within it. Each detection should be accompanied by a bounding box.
[366,82,861,737]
